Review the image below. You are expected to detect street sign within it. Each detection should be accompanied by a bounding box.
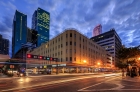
[33,55,38,59]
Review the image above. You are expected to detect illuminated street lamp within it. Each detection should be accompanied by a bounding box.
[83,60,87,63]
[97,62,100,65]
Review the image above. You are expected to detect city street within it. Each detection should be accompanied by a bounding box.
[0,73,130,92]
[1,73,140,92]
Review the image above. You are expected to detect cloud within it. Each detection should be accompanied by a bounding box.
[0,0,140,58]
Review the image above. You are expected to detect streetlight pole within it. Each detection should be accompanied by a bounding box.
[56,59,58,74]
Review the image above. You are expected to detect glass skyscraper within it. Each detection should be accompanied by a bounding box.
[12,10,27,57]
[0,34,9,55]
[32,7,50,46]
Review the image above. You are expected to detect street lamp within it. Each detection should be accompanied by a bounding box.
[97,62,100,65]
[97,62,100,72]
[83,60,87,63]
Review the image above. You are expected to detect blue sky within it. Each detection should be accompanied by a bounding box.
[0,0,140,54]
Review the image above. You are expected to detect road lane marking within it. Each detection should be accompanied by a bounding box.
[1,74,120,92]
[78,76,121,91]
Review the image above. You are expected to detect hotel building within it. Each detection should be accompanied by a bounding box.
[27,29,112,73]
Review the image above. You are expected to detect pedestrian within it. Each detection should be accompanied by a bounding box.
[122,68,125,78]
[131,69,135,78]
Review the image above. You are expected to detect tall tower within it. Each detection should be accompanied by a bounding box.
[12,10,27,57]
[0,34,9,55]
[93,24,102,37]
[32,7,50,46]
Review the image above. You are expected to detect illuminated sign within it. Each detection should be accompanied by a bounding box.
[26,54,57,61]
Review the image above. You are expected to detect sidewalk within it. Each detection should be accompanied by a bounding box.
[122,76,140,82]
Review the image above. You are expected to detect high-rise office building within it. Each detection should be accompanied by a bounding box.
[12,10,27,57]
[27,28,38,45]
[90,28,122,65]
[32,7,50,46]
[93,24,102,37]
[0,34,9,55]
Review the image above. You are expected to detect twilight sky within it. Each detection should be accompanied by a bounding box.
[0,0,140,54]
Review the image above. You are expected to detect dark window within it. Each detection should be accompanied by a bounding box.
[66,34,68,38]
[70,41,72,45]
[70,33,72,37]
[70,49,72,53]
[70,57,72,61]
[61,36,63,40]
[74,57,76,61]
[83,39,84,42]
[66,42,68,46]
[61,51,62,55]
[74,34,76,38]
[66,57,68,61]
[61,44,63,48]
[74,42,76,46]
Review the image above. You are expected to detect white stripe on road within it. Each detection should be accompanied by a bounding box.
[1,74,120,92]
[78,76,121,91]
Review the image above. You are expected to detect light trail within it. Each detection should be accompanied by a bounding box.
[1,73,120,92]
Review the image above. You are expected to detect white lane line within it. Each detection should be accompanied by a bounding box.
[110,82,124,90]
[77,76,121,91]
[1,74,120,92]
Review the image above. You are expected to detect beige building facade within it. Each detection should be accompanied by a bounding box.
[27,29,112,73]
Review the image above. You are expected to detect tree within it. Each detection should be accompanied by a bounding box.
[116,46,140,69]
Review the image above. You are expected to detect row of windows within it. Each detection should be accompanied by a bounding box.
[66,57,76,61]
[97,39,114,44]
[42,44,102,55]
[46,33,99,49]
[101,42,114,46]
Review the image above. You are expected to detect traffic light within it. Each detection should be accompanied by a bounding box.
[46,57,50,60]
[39,56,43,59]
[27,54,32,58]
[53,58,58,61]
[50,57,53,61]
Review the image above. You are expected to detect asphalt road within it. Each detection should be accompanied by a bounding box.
[1,73,139,92]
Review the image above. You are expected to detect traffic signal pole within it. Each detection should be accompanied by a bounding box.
[56,60,58,74]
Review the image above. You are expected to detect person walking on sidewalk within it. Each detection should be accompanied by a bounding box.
[122,68,126,78]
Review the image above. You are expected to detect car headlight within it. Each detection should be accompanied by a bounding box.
[20,73,23,76]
